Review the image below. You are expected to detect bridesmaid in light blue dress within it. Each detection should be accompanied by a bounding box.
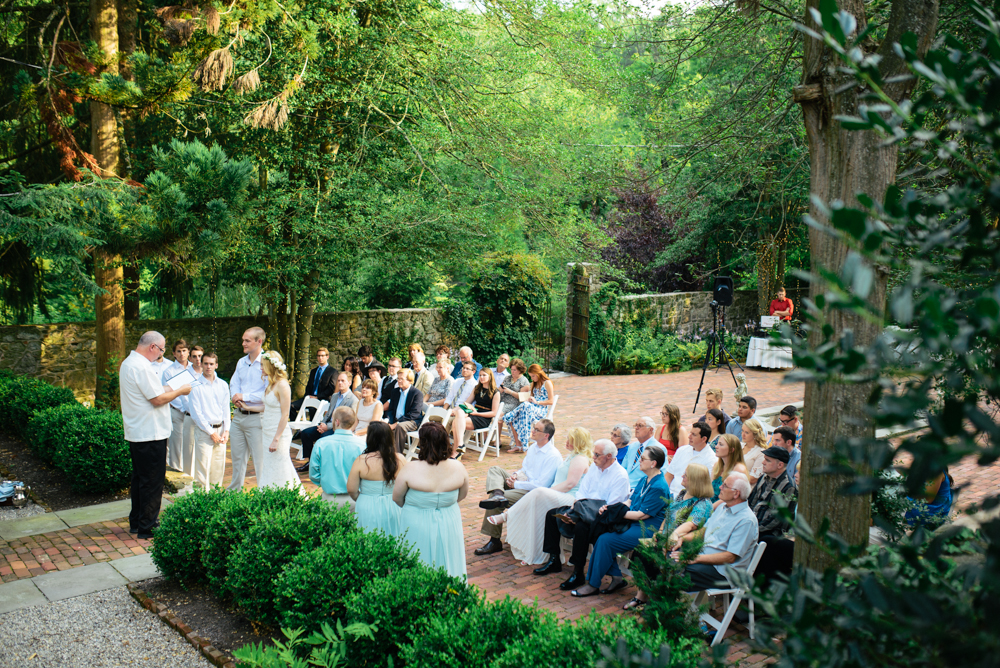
[348,422,407,536]
[393,422,469,578]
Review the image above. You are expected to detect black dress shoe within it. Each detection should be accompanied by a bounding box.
[295,462,310,472]
[479,495,509,510]
[600,579,628,595]
[533,554,563,576]
[137,532,155,540]
[474,538,503,556]
[560,572,586,590]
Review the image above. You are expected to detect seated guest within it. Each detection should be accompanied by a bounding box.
[622,417,661,488]
[769,286,794,321]
[295,372,359,472]
[769,405,803,446]
[705,409,726,451]
[394,422,469,578]
[624,463,715,610]
[380,358,402,410]
[434,344,451,368]
[533,440,630,581]
[365,361,387,401]
[425,360,454,407]
[452,368,501,452]
[655,404,688,459]
[725,395,757,437]
[347,421,406,536]
[741,418,768,484]
[309,407,365,508]
[699,389,729,431]
[357,344,378,380]
[905,468,953,528]
[443,360,478,413]
[499,363,555,453]
[188,352,230,490]
[711,434,748,500]
[663,422,718,498]
[343,356,363,397]
[496,357,529,420]
[412,352,432,395]
[353,379,383,436]
[491,427,594,565]
[386,368,424,454]
[610,423,632,464]
[747,446,797,538]
[289,347,335,420]
[492,353,511,386]
[475,419,563,556]
[755,461,800,587]
[450,345,482,379]
[404,343,424,370]
[769,426,801,479]
[636,473,758,600]
[572,446,671,597]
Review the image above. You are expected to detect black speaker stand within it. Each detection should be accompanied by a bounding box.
[692,302,744,413]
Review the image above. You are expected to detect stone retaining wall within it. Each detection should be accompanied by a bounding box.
[0,309,447,401]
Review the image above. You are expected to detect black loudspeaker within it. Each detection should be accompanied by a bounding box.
[712,276,734,306]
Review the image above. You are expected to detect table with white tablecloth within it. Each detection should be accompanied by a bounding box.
[745,336,794,369]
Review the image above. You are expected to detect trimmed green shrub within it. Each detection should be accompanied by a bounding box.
[0,375,76,440]
[344,567,481,667]
[274,530,420,632]
[200,487,313,597]
[50,407,131,493]
[28,403,89,463]
[491,612,703,668]
[401,596,548,668]
[227,502,358,622]
[150,486,229,586]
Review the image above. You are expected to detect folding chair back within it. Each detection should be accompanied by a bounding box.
[697,541,767,646]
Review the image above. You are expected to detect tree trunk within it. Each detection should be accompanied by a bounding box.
[293,270,320,398]
[91,0,123,395]
[793,0,939,570]
[123,261,140,320]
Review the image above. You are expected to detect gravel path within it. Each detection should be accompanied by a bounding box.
[0,588,212,667]
[0,499,48,520]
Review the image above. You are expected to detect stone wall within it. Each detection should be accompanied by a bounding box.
[0,309,447,402]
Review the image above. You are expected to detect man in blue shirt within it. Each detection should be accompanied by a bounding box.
[621,416,661,488]
[295,372,359,472]
[449,346,482,379]
[309,407,365,508]
[725,395,757,437]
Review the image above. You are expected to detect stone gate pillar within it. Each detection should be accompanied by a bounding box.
[564,263,600,375]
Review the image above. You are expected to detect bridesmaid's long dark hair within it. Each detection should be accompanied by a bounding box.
[365,422,399,482]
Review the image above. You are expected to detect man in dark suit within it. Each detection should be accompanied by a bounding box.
[295,371,360,471]
[289,348,336,420]
[387,368,424,453]
[357,344,378,381]
[380,358,402,410]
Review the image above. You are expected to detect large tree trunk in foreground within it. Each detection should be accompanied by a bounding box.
[91,0,124,396]
[793,0,938,570]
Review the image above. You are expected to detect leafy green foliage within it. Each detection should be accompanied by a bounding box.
[151,487,229,586]
[233,621,377,668]
[343,567,480,668]
[0,375,76,441]
[631,533,705,640]
[274,530,420,632]
[227,503,358,622]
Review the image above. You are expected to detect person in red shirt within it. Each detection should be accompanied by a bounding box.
[769,287,794,321]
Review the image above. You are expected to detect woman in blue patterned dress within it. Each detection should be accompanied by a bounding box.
[499,364,555,453]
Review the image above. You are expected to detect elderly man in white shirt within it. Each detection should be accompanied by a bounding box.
[161,339,192,472]
[119,331,191,539]
[188,352,231,490]
[475,419,563,556]
[663,421,718,498]
[534,439,630,579]
[228,326,267,491]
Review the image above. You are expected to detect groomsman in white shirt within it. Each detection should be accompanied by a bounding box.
[188,352,230,489]
[229,327,267,490]
[181,345,205,477]
[162,339,192,472]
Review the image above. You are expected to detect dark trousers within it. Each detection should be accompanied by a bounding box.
[635,552,730,592]
[128,439,167,533]
[756,536,794,587]
[298,426,323,460]
[541,506,601,573]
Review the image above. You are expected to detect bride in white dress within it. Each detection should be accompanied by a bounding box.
[257,351,303,491]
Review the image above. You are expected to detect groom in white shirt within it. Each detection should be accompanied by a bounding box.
[228,327,267,490]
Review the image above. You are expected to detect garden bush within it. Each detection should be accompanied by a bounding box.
[491,612,702,668]
[150,486,229,585]
[344,567,480,667]
[199,486,313,597]
[273,529,419,632]
[27,402,90,463]
[0,375,76,440]
[50,407,132,493]
[227,503,358,622]
[401,596,547,668]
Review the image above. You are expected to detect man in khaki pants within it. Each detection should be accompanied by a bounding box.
[228,327,267,490]
[474,419,562,556]
[188,353,230,489]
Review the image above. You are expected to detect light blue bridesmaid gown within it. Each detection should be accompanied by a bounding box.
[356,479,401,537]
[400,489,466,578]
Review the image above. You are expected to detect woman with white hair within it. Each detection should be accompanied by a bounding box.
[257,350,303,491]
[610,423,632,464]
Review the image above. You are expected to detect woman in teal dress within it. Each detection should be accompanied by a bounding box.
[393,421,469,578]
[347,422,407,536]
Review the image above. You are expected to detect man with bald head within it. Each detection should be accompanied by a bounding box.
[449,346,482,379]
[119,331,192,539]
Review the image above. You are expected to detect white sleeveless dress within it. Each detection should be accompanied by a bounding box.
[258,388,303,491]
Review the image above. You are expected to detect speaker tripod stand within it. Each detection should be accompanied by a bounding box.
[692,301,744,413]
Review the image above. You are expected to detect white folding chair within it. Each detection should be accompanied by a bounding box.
[406,406,449,461]
[294,396,325,423]
[694,541,767,646]
[290,399,329,459]
[466,413,502,461]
